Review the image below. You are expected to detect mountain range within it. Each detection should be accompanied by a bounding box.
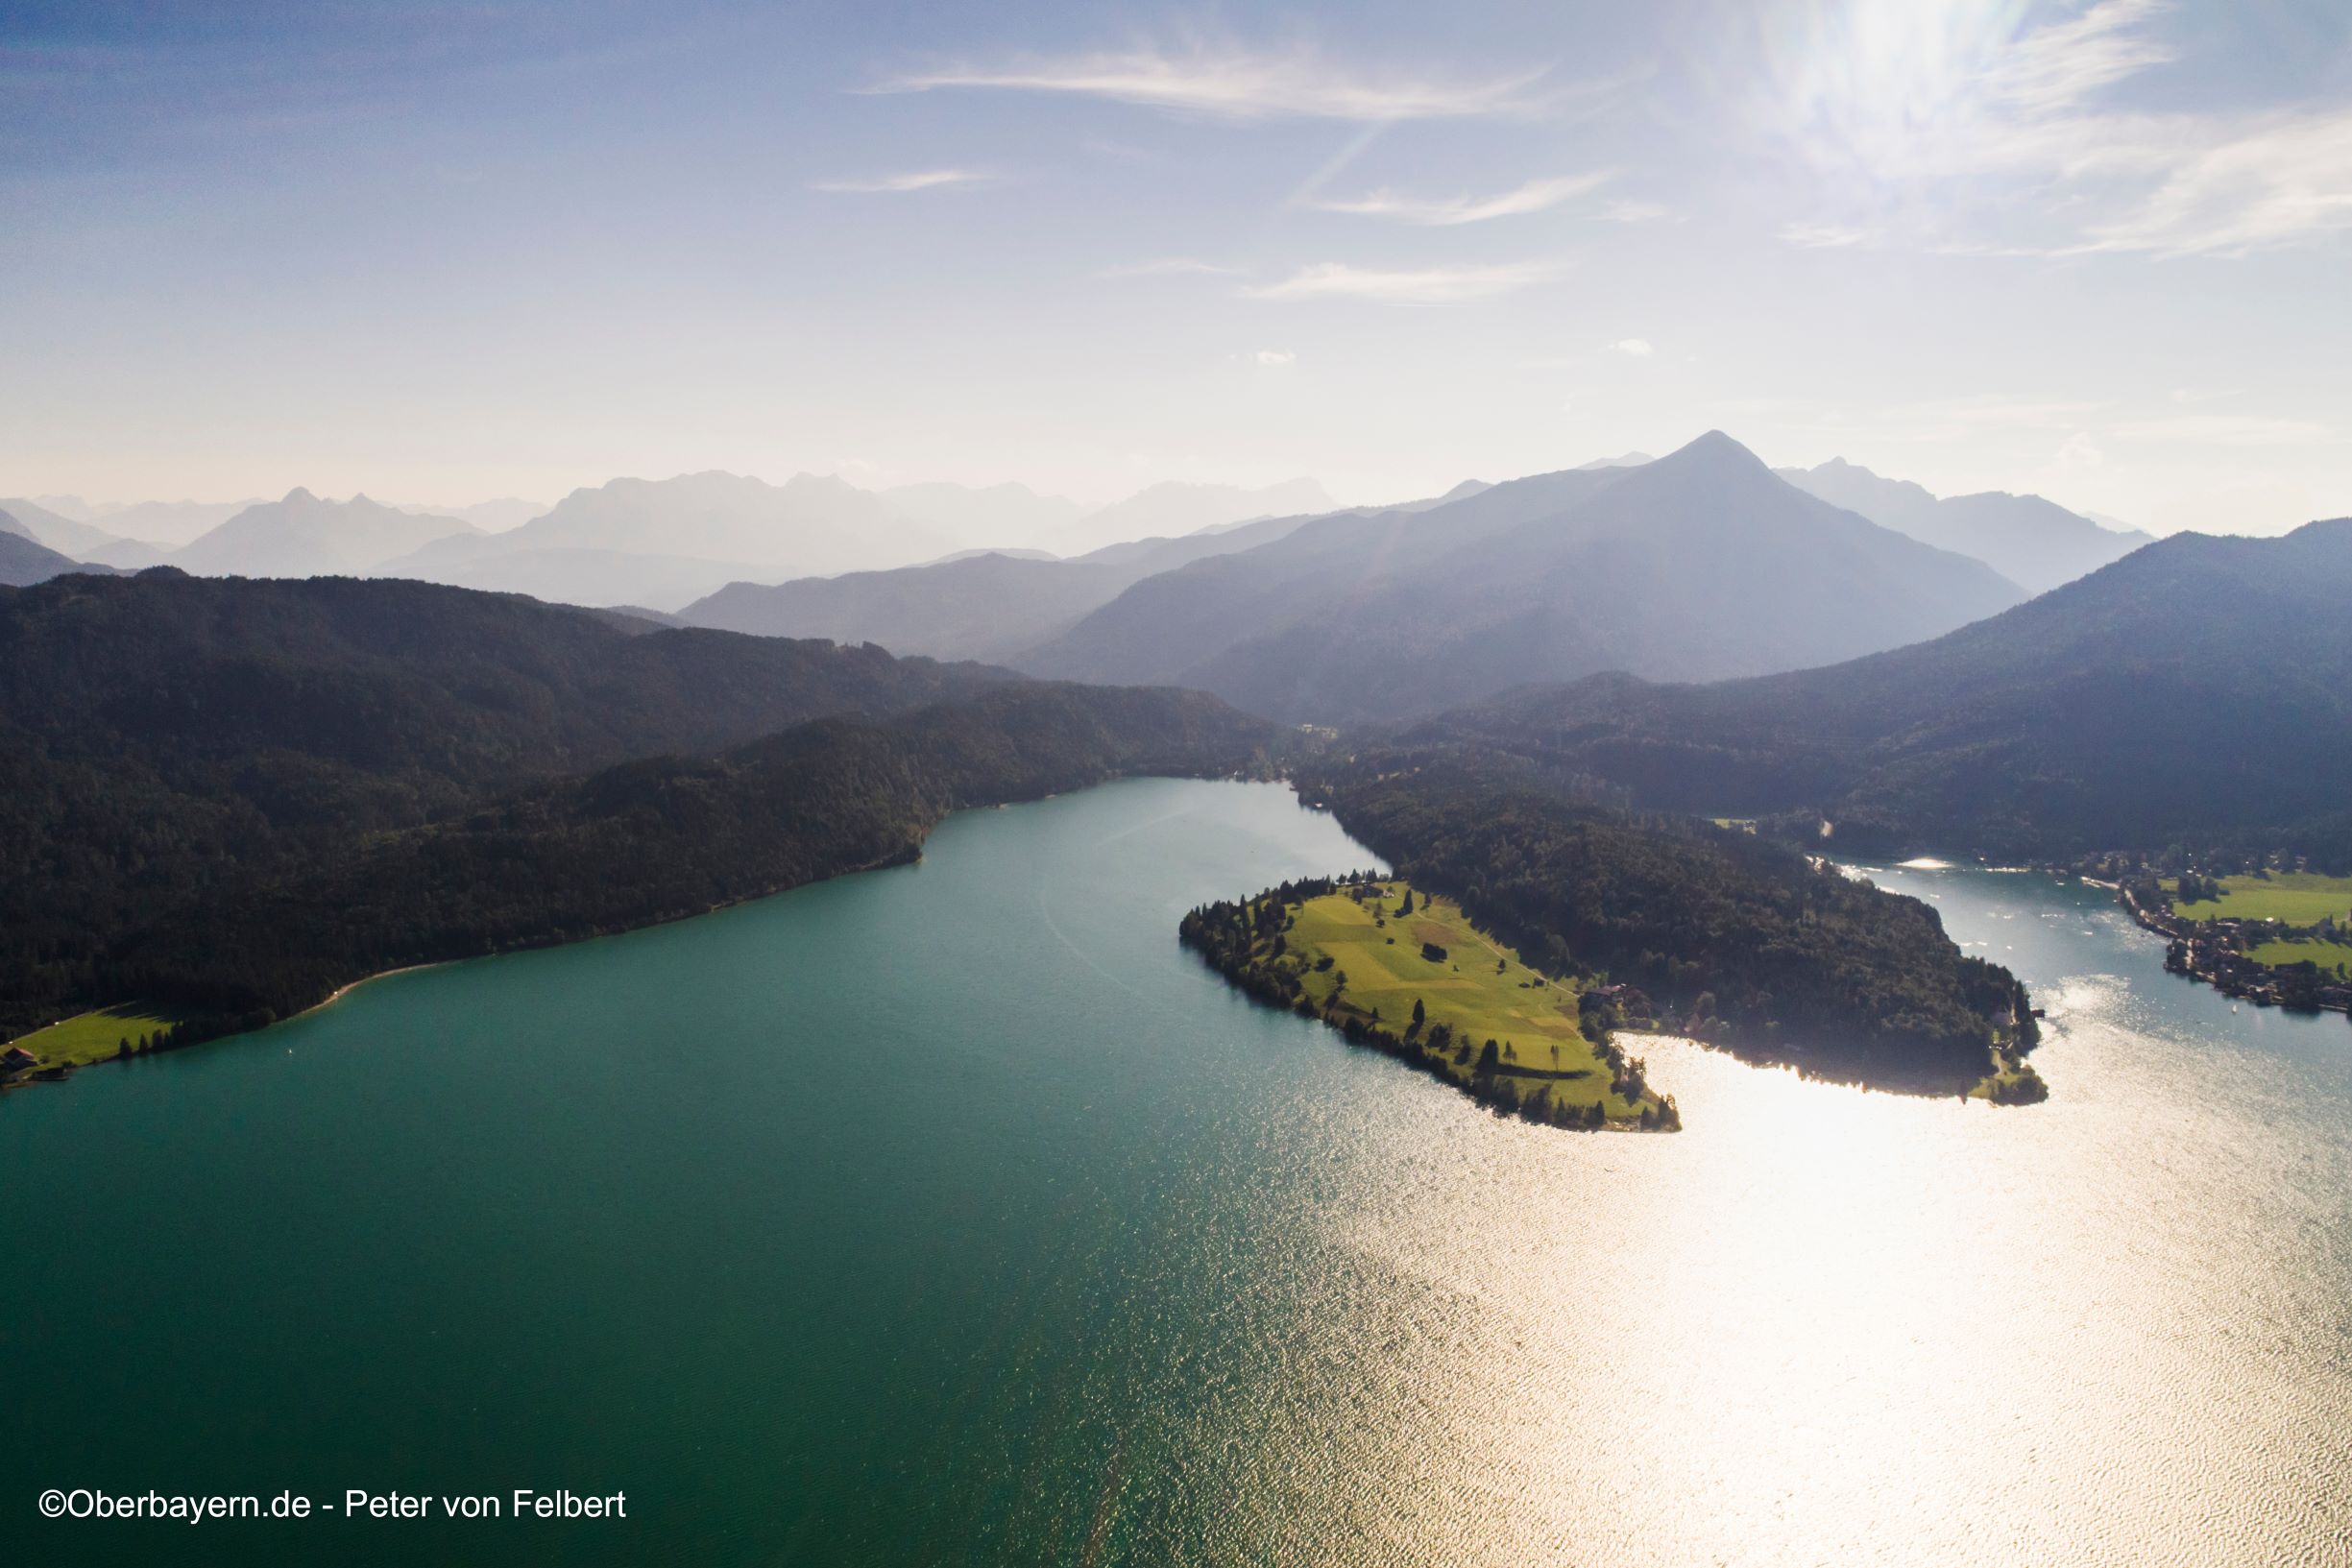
[1777,458,2149,593]
[1407,517,2352,859]
[2,472,1350,611]
[679,505,1362,661]
[3,456,2136,639]
[171,490,480,578]
[1015,432,2027,723]
[0,515,123,586]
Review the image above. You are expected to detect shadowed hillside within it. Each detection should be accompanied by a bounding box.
[1407,519,2352,860]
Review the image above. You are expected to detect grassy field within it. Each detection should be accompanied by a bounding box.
[2173,873,2352,926]
[2246,938,2352,976]
[6,1003,191,1071]
[1276,881,1656,1123]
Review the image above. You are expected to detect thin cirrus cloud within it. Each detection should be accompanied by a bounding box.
[868,43,1559,122]
[1311,172,1613,226]
[810,168,993,193]
[1244,260,1555,305]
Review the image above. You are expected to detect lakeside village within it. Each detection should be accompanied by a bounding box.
[2115,873,2352,1017]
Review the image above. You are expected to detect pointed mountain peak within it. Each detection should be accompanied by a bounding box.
[281,486,319,506]
[1646,430,1773,481]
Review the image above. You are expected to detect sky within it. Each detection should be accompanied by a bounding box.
[3,0,2348,534]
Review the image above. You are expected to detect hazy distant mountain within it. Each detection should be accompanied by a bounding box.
[1046,477,1337,557]
[14,494,103,522]
[80,538,172,569]
[1575,452,1654,470]
[393,497,549,531]
[376,541,781,614]
[1019,432,2026,723]
[679,506,1344,660]
[878,481,1085,552]
[368,471,966,610]
[501,471,954,573]
[1778,458,2150,593]
[81,497,260,546]
[1394,478,1492,512]
[171,490,479,578]
[0,497,176,568]
[1412,517,2352,859]
[0,519,121,586]
[0,496,138,558]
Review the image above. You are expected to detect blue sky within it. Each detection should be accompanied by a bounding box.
[3,0,2347,533]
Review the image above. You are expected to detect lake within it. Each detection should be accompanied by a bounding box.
[7,779,2348,1565]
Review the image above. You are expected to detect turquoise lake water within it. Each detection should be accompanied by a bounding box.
[6,780,2348,1564]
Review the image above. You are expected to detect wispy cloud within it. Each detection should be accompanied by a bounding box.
[870,44,1560,123]
[2076,113,2352,257]
[1099,256,1244,278]
[1611,338,1654,356]
[1253,349,1297,367]
[1312,172,1612,226]
[1770,0,2352,258]
[811,168,992,194]
[1244,260,1556,305]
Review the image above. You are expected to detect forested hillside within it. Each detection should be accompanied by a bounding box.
[0,569,1018,1035]
[98,684,1271,1036]
[1407,519,2352,862]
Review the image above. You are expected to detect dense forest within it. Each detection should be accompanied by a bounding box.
[0,570,1267,1041]
[1406,519,2352,866]
[1298,749,2039,1095]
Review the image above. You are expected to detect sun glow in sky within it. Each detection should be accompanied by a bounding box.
[2,0,2346,533]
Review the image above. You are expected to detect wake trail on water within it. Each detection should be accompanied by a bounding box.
[1036,888,1147,1001]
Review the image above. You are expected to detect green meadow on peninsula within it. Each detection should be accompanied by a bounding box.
[1182,877,1676,1130]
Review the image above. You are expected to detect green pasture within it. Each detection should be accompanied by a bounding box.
[1276,881,1649,1121]
[2245,938,2352,976]
[6,1003,189,1071]
[2173,873,2352,926]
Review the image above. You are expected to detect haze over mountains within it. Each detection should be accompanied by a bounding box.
[681,504,1374,661]
[1415,518,2352,858]
[2,470,1362,612]
[1018,432,2027,722]
[0,514,123,586]
[7,436,2178,721]
[172,490,480,579]
[1778,458,2150,593]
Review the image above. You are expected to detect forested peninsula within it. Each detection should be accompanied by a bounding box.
[1287,750,2042,1100]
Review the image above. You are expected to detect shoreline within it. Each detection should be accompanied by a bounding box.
[3,778,1261,1089]
[2117,882,2352,1017]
